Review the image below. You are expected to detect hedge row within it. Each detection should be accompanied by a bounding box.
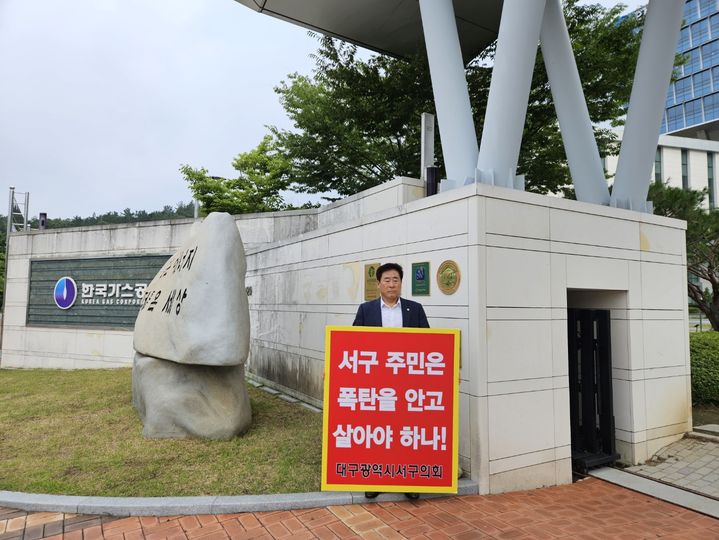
[690,332,719,404]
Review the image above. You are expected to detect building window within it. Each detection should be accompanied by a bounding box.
[675,77,693,102]
[693,70,712,97]
[712,14,719,40]
[709,153,716,208]
[655,148,663,184]
[682,149,689,190]
[702,0,718,19]
[685,48,702,76]
[692,19,710,47]
[701,42,719,73]
[668,104,685,131]
[679,26,692,53]
[685,0,699,25]
[704,92,719,120]
[685,98,704,125]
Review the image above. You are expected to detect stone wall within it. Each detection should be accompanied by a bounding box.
[0,175,690,494]
[0,177,423,369]
[244,180,690,494]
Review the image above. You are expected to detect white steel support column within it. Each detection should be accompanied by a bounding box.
[540,0,609,205]
[477,0,546,189]
[611,0,684,211]
[418,0,478,187]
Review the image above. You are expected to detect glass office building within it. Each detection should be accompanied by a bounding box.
[663,0,719,138]
[653,0,719,208]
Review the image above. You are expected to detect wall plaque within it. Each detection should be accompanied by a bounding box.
[411,262,430,296]
[27,255,170,329]
[364,262,380,301]
[437,260,461,295]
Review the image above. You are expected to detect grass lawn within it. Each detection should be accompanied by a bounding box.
[0,368,322,497]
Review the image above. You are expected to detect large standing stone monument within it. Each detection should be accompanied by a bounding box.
[132,212,252,439]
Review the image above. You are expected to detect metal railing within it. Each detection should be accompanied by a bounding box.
[6,186,29,236]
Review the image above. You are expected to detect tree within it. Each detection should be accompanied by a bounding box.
[649,182,719,331]
[181,135,292,214]
[35,202,196,229]
[227,0,642,200]
[271,43,436,197]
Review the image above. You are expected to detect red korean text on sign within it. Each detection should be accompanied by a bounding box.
[322,327,459,493]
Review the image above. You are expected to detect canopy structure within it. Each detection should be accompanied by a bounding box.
[234,0,503,64]
[235,0,686,213]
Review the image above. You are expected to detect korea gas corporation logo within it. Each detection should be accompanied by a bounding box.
[53,277,78,310]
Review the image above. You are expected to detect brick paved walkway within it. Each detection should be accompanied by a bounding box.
[1,479,718,539]
[627,436,719,499]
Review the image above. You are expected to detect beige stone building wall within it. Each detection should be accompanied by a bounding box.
[243,179,690,493]
[0,176,690,495]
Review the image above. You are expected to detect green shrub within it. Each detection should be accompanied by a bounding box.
[690,332,719,404]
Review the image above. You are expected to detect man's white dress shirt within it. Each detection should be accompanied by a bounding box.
[380,297,403,328]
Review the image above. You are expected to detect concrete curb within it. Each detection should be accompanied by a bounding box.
[589,467,719,519]
[0,478,479,517]
[688,430,719,443]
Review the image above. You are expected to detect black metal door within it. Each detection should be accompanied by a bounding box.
[567,309,619,473]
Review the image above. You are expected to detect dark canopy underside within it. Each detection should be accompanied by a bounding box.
[234,0,503,64]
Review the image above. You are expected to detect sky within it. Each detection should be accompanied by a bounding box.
[0,0,646,220]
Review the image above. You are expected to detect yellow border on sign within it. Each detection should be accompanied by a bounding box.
[321,325,461,493]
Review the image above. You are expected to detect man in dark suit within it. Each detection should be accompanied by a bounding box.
[353,262,429,500]
[353,263,429,329]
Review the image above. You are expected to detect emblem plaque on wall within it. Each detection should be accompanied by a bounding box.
[364,262,381,301]
[412,262,430,296]
[437,260,461,295]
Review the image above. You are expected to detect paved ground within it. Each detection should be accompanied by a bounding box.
[2,478,718,540]
[627,436,719,499]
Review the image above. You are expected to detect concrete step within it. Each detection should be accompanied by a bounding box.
[694,424,719,437]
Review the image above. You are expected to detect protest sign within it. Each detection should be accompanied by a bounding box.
[322,326,460,493]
